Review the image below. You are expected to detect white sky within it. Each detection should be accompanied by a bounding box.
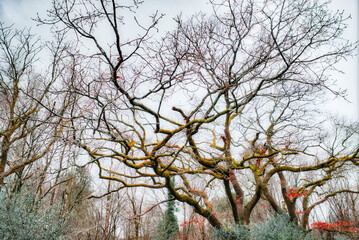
[0,0,358,121]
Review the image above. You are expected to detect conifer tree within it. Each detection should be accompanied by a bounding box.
[155,181,179,240]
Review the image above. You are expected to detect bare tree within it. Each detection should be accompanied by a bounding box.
[36,0,358,235]
[0,23,72,186]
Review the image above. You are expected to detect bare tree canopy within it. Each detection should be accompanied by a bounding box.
[0,0,358,238]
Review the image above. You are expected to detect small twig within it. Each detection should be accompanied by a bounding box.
[86,186,126,199]
[129,197,175,219]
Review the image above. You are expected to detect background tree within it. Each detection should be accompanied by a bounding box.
[0,23,71,186]
[0,21,116,239]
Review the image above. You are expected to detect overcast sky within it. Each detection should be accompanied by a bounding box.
[0,0,358,121]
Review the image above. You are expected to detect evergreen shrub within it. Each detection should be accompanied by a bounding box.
[0,187,65,240]
[214,214,318,240]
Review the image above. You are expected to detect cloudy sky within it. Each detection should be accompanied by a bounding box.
[0,0,358,121]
